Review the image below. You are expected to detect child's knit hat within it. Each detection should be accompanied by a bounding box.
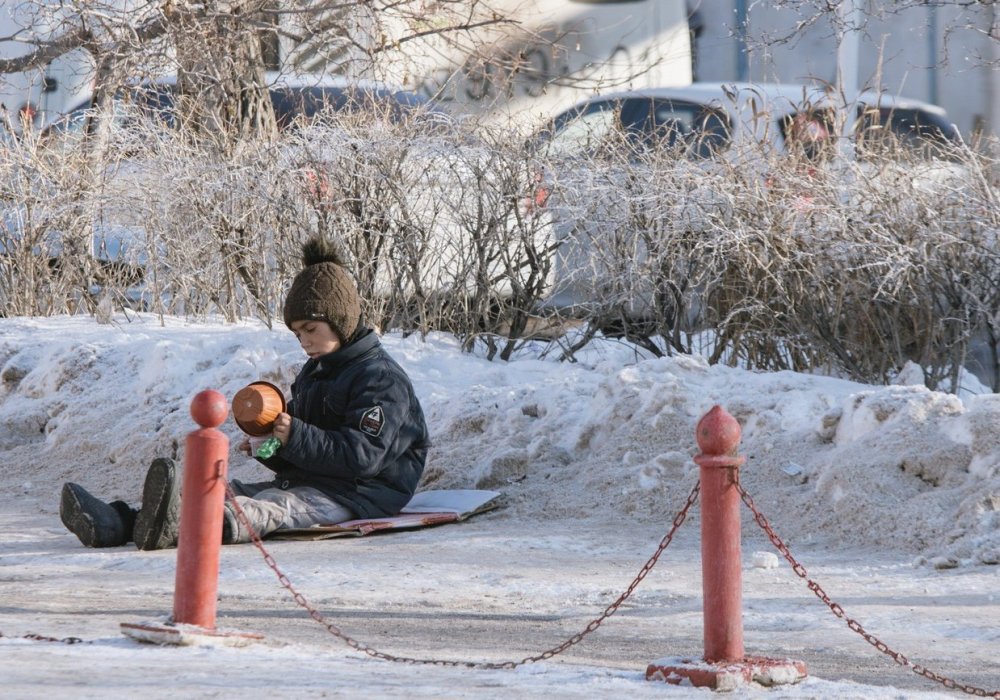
[283,237,361,341]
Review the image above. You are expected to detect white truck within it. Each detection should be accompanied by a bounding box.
[377,0,693,127]
[3,0,692,132]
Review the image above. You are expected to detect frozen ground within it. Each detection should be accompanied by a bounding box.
[0,314,998,698]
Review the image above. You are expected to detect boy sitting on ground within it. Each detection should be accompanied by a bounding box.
[60,236,430,549]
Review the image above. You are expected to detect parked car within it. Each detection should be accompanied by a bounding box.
[528,82,968,318]
[531,82,961,162]
[41,73,449,149]
[6,74,451,308]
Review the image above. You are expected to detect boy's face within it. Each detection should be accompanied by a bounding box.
[290,319,342,359]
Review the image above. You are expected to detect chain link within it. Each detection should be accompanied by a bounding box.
[735,478,1000,699]
[226,480,700,669]
[0,630,85,644]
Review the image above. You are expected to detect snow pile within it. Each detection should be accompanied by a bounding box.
[1,314,998,566]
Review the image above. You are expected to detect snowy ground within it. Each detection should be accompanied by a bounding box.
[1,314,998,698]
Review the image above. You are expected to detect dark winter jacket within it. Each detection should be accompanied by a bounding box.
[257,328,429,518]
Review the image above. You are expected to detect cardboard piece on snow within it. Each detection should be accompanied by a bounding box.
[269,489,503,540]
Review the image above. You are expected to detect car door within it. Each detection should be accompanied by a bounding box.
[533,97,657,313]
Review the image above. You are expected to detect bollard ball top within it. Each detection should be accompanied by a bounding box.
[191,389,229,428]
[696,405,742,456]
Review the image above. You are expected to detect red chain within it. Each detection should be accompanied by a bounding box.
[13,476,995,697]
[0,631,84,644]
[225,480,700,668]
[735,478,1000,699]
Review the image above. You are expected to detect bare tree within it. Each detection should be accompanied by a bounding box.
[0,1,525,141]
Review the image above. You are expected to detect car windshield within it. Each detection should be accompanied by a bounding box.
[778,108,837,161]
[538,100,628,158]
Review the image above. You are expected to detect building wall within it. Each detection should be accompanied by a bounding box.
[0,5,93,132]
[689,0,997,140]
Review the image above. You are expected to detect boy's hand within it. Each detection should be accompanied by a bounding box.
[273,412,292,445]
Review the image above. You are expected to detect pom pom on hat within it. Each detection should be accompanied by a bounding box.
[283,237,361,341]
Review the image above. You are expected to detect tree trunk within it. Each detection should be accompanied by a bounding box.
[168,0,278,148]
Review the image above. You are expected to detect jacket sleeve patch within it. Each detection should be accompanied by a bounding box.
[359,406,385,436]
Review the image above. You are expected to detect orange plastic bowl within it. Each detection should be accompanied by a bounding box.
[232,381,286,436]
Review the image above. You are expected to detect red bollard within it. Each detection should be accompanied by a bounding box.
[695,405,746,663]
[646,405,807,689]
[173,389,230,629]
[121,389,262,646]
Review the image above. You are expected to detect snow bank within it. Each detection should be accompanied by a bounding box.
[1,314,997,566]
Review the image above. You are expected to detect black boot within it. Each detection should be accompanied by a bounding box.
[111,500,138,536]
[133,458,181,551]
[60,483,135,548]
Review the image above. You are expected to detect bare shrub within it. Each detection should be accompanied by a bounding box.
[542,122,999,391]
[428,122,558,359]
[25,101,557,347]
[2,93,997,395]
[794,140,1000,391]
[285,112,458,335]
[0,112,119,317]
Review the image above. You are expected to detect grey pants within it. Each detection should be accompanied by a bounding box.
[229,479,355,538]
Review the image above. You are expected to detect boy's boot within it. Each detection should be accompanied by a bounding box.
[133,457,181,551]
[60,483,136,548]
[221,502,252,545]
